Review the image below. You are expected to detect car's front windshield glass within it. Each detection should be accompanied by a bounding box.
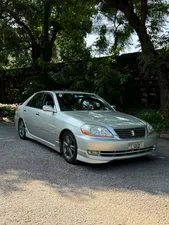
[56,93,112,111]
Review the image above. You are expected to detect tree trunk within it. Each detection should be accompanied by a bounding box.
[158,75,169,118]
[42,1,52,63]
[31,42,41,67]
[122,6,169,118]
[42,43,52,63]
[102,0,169,117]
[138,29,169,118]
[136,25,156,56]
[136,27,169,118]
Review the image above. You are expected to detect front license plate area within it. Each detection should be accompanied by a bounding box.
[128,142,144,150]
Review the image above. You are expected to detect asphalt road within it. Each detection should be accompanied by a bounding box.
[0,122,169,225]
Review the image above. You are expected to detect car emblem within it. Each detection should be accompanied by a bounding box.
[131,130,135,136]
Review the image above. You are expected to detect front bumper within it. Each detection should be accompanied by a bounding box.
[76,133,158,164]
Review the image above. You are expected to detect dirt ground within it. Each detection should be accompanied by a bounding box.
[0,122,169,225]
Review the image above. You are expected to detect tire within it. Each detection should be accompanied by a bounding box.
[61,131,78,164]
[18,119,27,140]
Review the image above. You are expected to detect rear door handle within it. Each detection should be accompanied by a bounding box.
[23,109,26,112]
[36,112,39,116]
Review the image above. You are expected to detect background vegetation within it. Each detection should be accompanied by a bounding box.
[0,0,169,129]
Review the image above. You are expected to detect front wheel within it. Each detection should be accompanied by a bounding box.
[61,131,78,164]
[18,119,26,140]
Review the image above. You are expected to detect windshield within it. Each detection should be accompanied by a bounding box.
[56,93,112,111]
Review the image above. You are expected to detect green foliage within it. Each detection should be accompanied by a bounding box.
[100,0,169,60]
[48,55,132,107]
[136,110,164,124]
[21,77,45,101]
[92,10,134,55]
[95,25,109,54]
[0,0,96,67]
[0,104,16,121]
[136,109,169,132]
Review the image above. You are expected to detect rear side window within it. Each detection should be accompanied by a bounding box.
[27,93,44,108]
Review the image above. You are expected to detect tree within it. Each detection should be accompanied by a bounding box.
[88,10,134,57]
[0,0,95,67]
[100,0,169,117]
[96,11,134,54]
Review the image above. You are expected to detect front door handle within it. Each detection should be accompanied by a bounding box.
[36,112,39,116]
[23,109,26,112]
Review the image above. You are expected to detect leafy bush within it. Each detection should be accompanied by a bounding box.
[0,104,16,121]
[135,109,169,133]
[136,110,164,124]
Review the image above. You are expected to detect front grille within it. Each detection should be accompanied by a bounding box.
[114,127,146,139]
[100,146,154,157]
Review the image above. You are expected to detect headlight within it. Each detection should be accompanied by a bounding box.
[81,124,114,137]
[146,123,155,134]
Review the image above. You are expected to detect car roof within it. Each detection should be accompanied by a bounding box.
[39,90,96,95]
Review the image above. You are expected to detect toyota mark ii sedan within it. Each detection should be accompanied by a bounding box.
[15,91,158,164]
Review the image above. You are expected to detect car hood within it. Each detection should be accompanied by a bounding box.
[62,111,145,129]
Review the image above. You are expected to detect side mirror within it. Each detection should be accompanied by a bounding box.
[111,105,116,110]
[43,105,56,113]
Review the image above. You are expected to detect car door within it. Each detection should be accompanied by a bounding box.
[37,93,57,145]
[24,92,44,137]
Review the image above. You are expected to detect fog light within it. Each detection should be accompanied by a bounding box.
[87,150,100,156]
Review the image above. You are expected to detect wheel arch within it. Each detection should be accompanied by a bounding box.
[59,129,73,142]
[18,117,25,124]
[59,128,78,152]
[17,117,24,129]
[18,117,28,131]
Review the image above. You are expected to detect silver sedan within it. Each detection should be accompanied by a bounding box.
[15,91,158,164]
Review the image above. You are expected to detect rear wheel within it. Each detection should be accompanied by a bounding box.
[61,131,78,164]
[18,119,26,140]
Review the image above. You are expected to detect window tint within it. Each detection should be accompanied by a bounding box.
[27,93,44,108]
[56,93,112,111]
[42,94,55,108]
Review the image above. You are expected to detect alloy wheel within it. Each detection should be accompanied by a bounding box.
[18,120,26,139]
[62,131,77,164]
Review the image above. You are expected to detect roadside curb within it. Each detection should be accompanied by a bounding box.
[160,133,169,139]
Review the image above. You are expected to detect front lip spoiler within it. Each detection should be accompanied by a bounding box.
[77,147,157,164]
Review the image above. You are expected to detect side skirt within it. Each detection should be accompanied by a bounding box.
[25,128,61,153]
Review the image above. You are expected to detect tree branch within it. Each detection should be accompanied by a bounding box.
[141,0,148,25]
[101,0,156,55]
[101,0,128,12]
[50,8,62,47]
[50,22,62,47]
[0,15,6,19]
[43,1,51,43]
[120,2,141,33]
[8,12,35,43]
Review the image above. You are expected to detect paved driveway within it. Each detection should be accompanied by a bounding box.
[0,122,169,225]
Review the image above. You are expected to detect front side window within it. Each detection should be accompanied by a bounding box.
[56,93,112,111]
[27,93,44,108]
[42,94,55,108]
